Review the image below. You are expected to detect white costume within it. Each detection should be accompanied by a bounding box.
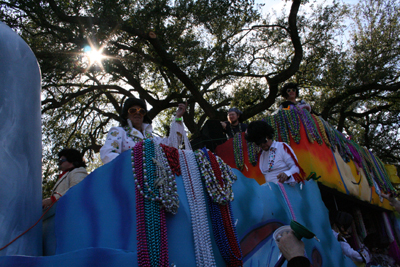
[259,141,300,184]
[100,121,188,164]
[332,230,370,263]
[51,167,88,200]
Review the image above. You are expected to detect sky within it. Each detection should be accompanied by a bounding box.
[256,0,359,14]
[253,0,361,44]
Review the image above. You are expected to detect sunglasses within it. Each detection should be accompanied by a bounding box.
[286,88,296,93]
[128,107,147,116]
[58,158,68,165]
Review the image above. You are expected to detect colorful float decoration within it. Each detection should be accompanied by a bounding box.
[216,108,398,209]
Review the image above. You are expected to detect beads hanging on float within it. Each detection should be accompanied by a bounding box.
[131,136,243,266]
[247,141,260,167]
[302,109,323,145]
[133,140,179,214]
[277,110,290,144]
[314,115,331,148]
[195,148,236,205]
[180,149,217,267]
[196,148,243,267]
[232,132,244,171]
[283,108,301,144]
[261,107,396,195]
[232,132,260,169]
[133,140,170,267]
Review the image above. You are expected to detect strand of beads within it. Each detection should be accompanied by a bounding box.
[351,140,396,194]
[364,148,387,189]
[160,144,181,176]
[264,116,279,142]
[187,150,217,267]
[276,110,290,144]
[375,156,396,193]
[180,149,217,267]
[203,149,243,266]
[208,193,231,264]
[154,143,179,214]
[321,118,338,151]
[294,108,315,143]
[290,108,301,142]
[247,141,260,167]
[364,148,394,193]
[143,139,162,267]
[233,132,244,171]
[133,139,171,267]
[216,155,238,184]
[159,203,169,267]
[263,116,271,127]
[347,141,364,169]
[282,109,301,144]
[133,142,151,267]
[314,115,331,147]
[270,115,279,141]
[333,131,352,162]
[195,148,235,205]
[335,133,349,162]
[305,111,323,145]
[134,142,179,214]
[359,147,377,179]
[297,108,322,145]
[179,150,201,264]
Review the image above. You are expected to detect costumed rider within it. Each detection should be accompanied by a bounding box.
[245,121,305,184]
[331,211,371,264]
[42,148,88,209]
[100,97,190,164]
[220,107,247,139]
[279,83,311,112]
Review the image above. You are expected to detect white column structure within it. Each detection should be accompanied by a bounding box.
[0,21,42,256]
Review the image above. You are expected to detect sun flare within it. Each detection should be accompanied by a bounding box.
[83,45,105,67]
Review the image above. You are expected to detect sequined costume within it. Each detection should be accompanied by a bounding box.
[100,121,188,164]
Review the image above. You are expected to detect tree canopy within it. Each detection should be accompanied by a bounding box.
[296,0,400,166]
[0,0,399,188]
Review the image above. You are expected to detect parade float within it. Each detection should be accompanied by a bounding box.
[0,21,399,267]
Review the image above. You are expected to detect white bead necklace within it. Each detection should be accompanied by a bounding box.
[180,150,216,267]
